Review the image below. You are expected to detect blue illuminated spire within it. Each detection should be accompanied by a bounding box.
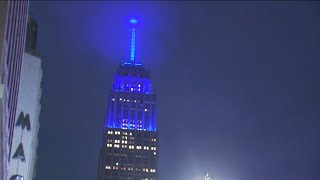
[129,18,138,64]
[105,18,157,132]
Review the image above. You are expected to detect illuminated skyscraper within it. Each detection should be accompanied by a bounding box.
[0,1,29,179]
[98,18,159,180]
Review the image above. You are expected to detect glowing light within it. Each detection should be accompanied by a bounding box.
[130,18,138,25]
[130,28,136,62]
[123,18,142,65]
[205,174,212,180]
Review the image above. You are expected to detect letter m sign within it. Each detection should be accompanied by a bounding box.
[15,112,31,131]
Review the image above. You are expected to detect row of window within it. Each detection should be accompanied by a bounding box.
[107,131,157,141]
[108,131,132,135]
[122,119,143,123]
[122,123,143,127]
[122,127,147,131]
[106,144,157,152]
[112,98,155,104]
[105,165,156,173]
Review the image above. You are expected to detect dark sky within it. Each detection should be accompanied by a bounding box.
[30,2,320,180]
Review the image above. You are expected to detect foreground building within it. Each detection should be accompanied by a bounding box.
[7,14,42,180]
[98,18,159,180]
[0,1,29,179]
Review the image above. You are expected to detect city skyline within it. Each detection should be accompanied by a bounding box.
[26,2,320,180]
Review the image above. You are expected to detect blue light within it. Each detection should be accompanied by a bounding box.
[123,18,141,66]
[130,28,136,62]
[130,18,138,25]
[104,73,157,132]
[104,19,157,133]
[112,76,152,94]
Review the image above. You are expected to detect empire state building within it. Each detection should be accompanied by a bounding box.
[98,18,159,180]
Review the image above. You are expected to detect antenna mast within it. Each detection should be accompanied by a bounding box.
[129,18,138,64]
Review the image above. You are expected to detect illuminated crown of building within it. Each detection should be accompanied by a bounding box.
[105,18,157,132]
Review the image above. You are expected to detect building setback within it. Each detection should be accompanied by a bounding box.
[0,0,29,179]
[7,14,42,180]
[98,19,159,180]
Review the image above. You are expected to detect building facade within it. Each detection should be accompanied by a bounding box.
[0,0,29,179]
[98,19,159,180]
[7,15,42,180]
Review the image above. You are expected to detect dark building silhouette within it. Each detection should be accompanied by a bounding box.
[25,14,38,52]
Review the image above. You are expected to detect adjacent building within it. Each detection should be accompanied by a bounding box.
[0,1,29,179]
[7,14,42,180]
[98,19,159,180]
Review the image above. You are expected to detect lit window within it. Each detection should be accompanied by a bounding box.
[144,108,148,112]
[138,84,141,87]
[105,165,111,169]
[107,144,112,147]
[112,98,115,101]
[131,88,133,91]
[127,99,129,102]
[119,98,122,101]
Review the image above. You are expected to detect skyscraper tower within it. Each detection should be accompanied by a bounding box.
[98,18,159,180]
[0,1,29,179]
[7,14,42,180]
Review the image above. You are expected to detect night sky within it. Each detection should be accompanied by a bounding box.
[30,2,320,180]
